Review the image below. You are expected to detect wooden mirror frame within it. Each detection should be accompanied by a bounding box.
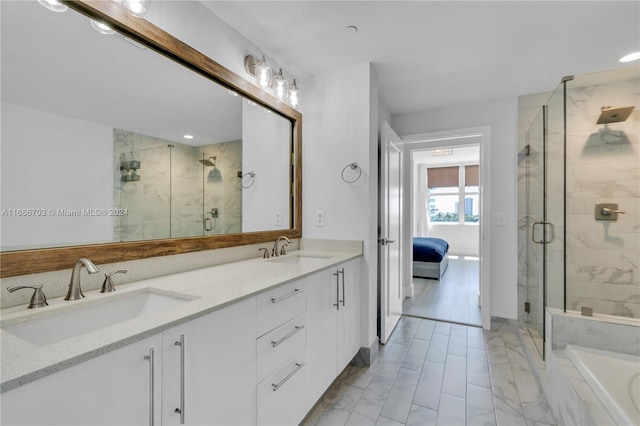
[0,0,302,278]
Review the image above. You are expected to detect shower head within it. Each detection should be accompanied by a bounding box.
[597,106,634,124]
[199,156,216,167]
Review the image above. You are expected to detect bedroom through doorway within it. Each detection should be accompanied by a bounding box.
[405,143,481,326]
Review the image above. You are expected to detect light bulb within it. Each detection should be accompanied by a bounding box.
[121,0,148,17]
[273,69,288,101]
[288,79,300,108]
[90,20,116,35]
[37,0,67,12]
[255,55,272,89]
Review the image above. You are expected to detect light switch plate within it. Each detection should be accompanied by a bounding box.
[315,211,325,227]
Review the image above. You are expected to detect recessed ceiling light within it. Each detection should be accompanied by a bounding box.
[619,52,640,63]
[344,25,358,35]
[183,134,194,140]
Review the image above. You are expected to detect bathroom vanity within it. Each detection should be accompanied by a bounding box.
[0,244,363,425]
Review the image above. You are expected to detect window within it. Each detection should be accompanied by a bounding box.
[428,165,479,223]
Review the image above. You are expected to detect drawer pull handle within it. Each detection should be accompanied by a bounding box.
[271,325,305,347]
[144,348,155,426]
[272,362,305,392]
[270,288,303,304]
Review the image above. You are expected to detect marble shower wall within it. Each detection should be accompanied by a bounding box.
[113,129,242,241]
[565,75,640,318]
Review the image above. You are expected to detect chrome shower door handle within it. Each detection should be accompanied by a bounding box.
[531,221,554,244]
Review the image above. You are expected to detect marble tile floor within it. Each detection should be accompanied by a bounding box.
[303,317,556,426]
[403,257,481,326]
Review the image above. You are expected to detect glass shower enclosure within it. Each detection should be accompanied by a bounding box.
[519,65,640,358]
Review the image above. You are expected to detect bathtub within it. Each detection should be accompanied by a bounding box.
[565,345,640,426]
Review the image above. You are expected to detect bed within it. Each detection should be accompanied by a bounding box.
[413,237,449,280]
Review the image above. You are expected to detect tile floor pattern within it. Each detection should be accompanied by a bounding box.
[303,317,556,426]
[403,258,481,326]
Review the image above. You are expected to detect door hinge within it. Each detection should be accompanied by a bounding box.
[524,302,531,313]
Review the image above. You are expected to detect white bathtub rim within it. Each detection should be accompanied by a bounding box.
[565,344,640,426]
[556,308,640,327]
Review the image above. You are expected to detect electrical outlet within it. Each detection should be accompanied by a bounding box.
[491,213,505,226]
[275,211,282,226]
[315,211,325,227]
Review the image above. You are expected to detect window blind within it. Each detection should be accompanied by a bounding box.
[427,166,458,188]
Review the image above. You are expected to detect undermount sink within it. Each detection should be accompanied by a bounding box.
[2,290,194,347]
[268,253,332,265]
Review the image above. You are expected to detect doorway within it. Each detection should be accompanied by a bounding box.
[400,127,491,330]
[405,144,481,326]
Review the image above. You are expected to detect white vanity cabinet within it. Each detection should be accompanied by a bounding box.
[1,334,163,426]
[161,297,256,426]
[305,258,361,406]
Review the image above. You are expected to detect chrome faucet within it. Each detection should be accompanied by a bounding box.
[65,258,100,300]
[272,236,291,257]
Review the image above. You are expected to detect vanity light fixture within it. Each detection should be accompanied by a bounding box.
[288,79,300,108]
[619,51,640,63]
[37,0,67,13]
[244,54,301,108]
[273,69,289,101]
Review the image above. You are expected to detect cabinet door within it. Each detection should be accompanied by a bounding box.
[304,271,337,406]
[337,258,362,370]
[162,297,257,426]
[1,334,162,426]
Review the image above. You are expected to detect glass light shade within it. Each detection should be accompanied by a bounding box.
[37,0,68,12]
[90,20,116,35]
[255,55,272,88]
[273,69,288,101]
[288,79,300,108]
[121,0,148,17]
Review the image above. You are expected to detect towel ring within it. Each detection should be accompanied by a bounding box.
[241,171,256,188]
[341,162,362,183]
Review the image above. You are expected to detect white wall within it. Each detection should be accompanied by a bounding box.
[0,102,113,249]
[393,98,519,320]
[302,62,379,350]
[427,225,479,257]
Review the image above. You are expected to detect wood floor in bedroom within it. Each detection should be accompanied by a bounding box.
[403,257,481,326]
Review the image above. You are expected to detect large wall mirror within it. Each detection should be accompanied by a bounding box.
[0,0,302,277]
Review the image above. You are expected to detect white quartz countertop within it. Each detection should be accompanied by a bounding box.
[0,247,361,392]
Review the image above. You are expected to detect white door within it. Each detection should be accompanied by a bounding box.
[379,122,403,344]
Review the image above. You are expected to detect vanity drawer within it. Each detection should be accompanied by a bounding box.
[257,314,307,383]
[257,349,308,426]
[256,282,305,337]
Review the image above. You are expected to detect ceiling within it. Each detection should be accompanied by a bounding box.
[201,1,640,116]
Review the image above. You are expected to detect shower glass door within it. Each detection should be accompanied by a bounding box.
[525,108,546,357]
